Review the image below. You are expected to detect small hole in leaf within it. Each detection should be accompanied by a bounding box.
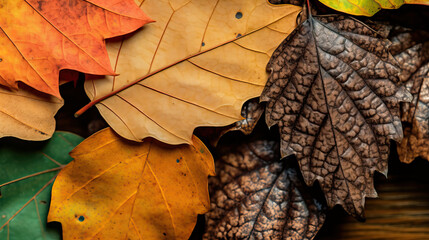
[78,216,85,222]
[40,200,47,205]
[236,34,242,38]
[202,42,205,47]
[163,233,167,236]
[176,159,180,163]
[235,12,243,19]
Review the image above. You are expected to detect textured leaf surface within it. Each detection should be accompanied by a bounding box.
[196,98,265,146]
[81,0,301,144]
[205,139,326,240]
[391,28,429,163]
[0,85,63,140]
[230,99,265,135]
[319,0,429,16]
[48,128,215,240]
[0,0,152,97]
[0,132,83,240]
[261,15,411,217]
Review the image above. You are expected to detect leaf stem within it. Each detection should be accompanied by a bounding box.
[306,0,312,18]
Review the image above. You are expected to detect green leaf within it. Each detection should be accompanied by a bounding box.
[319,0,429,16]
[0,132,83,240]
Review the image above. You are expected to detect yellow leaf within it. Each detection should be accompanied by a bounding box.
[319,0,429,16]
[48,128,215,240]
[78,0,301,145]
[0,85,62,140]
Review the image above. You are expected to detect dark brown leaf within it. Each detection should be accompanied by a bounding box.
[261,15,411,217]
[234,100,265,135]
[391,28,429,163]
[196,98,265,146]
[204,139,326,240]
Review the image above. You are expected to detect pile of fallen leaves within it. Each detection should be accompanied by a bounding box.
[0,0,428,239]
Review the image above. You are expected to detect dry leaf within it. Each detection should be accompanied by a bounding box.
[390,28,429,163]
[205,139,326,240]
[231,99,265,135]
[0,0,152,97]
[48,128,215,240]
[0,85,62,140]
[195,98,265,146]
[78,0,302,144]
[261,15,411,218]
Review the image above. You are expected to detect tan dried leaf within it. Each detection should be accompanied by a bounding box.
[0,85,62,140]
[205,139,326,240]
[80,0,301,145]
[261,15,411,217]
[391,28,429,163]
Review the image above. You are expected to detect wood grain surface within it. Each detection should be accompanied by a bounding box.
[316,156,429,240]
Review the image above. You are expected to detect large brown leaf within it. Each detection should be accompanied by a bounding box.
[0,85,62,140]
[391,28,429,163]
[261,15,411,217]
[78,0,301,145]
[204,139,326,239]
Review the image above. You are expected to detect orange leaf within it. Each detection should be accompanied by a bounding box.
[48,128,215,240]
[0,0,152,98]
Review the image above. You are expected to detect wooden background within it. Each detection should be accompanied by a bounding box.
[316,156,429,240]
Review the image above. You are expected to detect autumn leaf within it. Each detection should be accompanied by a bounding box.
[261,15,412,217]
[48,128,215,240]
[0,0,152,98]
[390,27,429,163]
[76,0,302,145]
[229,99,265,136]
[0,132,83,239]
[205,138,326,239]
[0,85,62,140]
[319,0,429,16]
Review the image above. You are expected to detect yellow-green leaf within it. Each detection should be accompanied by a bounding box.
[48,128,215,240]
[319,0,429,16]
